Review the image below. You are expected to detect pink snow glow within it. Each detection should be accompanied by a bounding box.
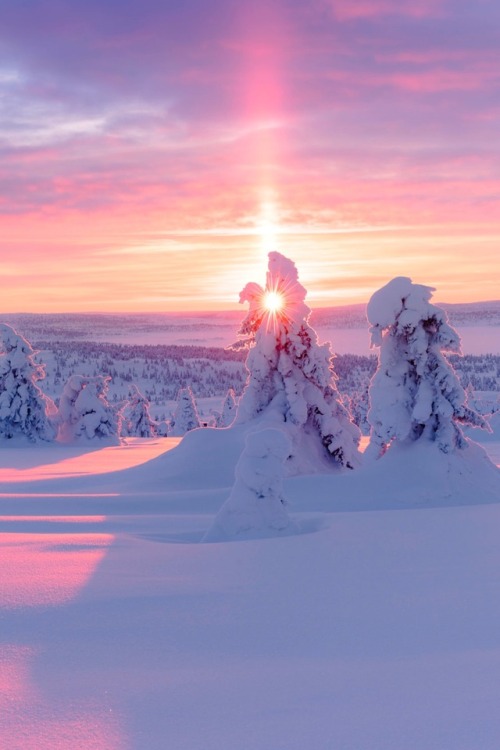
[1,531,120,744]
[0,515,107,522]
[0,644,123,750]
[0,438,179,483]
[0,532,113,608]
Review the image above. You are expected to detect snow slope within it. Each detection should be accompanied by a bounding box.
[1,435,500,750]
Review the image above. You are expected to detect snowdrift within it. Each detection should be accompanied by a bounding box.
[0,427,498,521]
[286,438,500,514]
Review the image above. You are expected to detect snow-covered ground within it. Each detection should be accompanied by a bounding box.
[2,287,500,749]
[1,434,499,750]
[320,324,500,356]
[5,309,500,354]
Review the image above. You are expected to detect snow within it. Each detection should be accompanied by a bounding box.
[367,276,434,335]
[1,427,499,749]
[235,252,360,471]
[0,437,179,482]
[57,375,121,443]
[6,308,500,353]
[366,277,488,457]
[170,386,201,436]
[318,326,500,356]
[0,323,56,442]
[1,288,500,748]
[213,388,237,427]
[204,428,295,541]
[122,385,157,437]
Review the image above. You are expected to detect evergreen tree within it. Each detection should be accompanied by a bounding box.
[170,386,201,436]
[57,374,121,442]
[350,383,371,436]
[0,323,56,442]
[215,388,237,428]
[157,420,169,437]
[233,252,360,469]
[366,277,489,457]
[124,385,156,437]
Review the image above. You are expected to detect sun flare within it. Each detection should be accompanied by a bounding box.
[263,290,284,314]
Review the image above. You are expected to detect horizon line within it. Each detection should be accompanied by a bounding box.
[2,299,500,317]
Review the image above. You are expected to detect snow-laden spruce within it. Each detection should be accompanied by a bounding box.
[156,420,169,437]
[233,251,360,470]
[204,428,295,541]
[0,323,56,442]
[123,385,157,437]
[57,374,121,442]
[350,383,371,436]
[366,277,489,457]
[170,386,201,437]
[214,388,237,428]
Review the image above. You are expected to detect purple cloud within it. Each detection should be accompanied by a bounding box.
[0,0,499,309]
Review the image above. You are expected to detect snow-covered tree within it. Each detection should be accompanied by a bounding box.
[57,374,121,442]
[214,388,237,428]
[157,420,169,437]
[203,428,294,541]
[350,383,371,436]
[366,276,490,457]
[123,385,156,437]
[233,251,360,470]
[170,386,201,437]
[0,323,56,442]
[486,409,500,440]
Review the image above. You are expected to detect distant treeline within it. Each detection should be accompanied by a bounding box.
[34,342,500,417]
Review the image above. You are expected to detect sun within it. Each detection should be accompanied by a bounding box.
[263,290,284,314]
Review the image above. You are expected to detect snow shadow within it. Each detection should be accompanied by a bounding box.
[5,504,500,749]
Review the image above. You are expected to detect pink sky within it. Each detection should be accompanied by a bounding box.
[1,0,499,311]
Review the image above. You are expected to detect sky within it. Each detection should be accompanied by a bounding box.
[1,0,499,312]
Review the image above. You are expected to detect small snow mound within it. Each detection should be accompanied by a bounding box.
[364,438,500,507]
[203,427,299,542]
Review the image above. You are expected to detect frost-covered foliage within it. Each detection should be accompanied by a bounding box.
[234,252,360,470]
[0,323,56,442]
[350,383,371,436]
[37,341,247,405]
[486,409,500,439]
[214,388,237,428]
[170,386,201,437]
[123,385,156,437]
[367,277,489,457]
[57,374,121,442]
[204,428,294,541]
[157,420,169,437]
[18,339,500,423]
[465,384,500,418]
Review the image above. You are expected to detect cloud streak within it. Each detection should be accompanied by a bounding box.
[0,0,499,310]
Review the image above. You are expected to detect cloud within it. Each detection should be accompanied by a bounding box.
[328,0,445,20]
[1,0,499,309]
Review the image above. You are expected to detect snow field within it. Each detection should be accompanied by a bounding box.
[2,265,500,748]
[0,434,499,749]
